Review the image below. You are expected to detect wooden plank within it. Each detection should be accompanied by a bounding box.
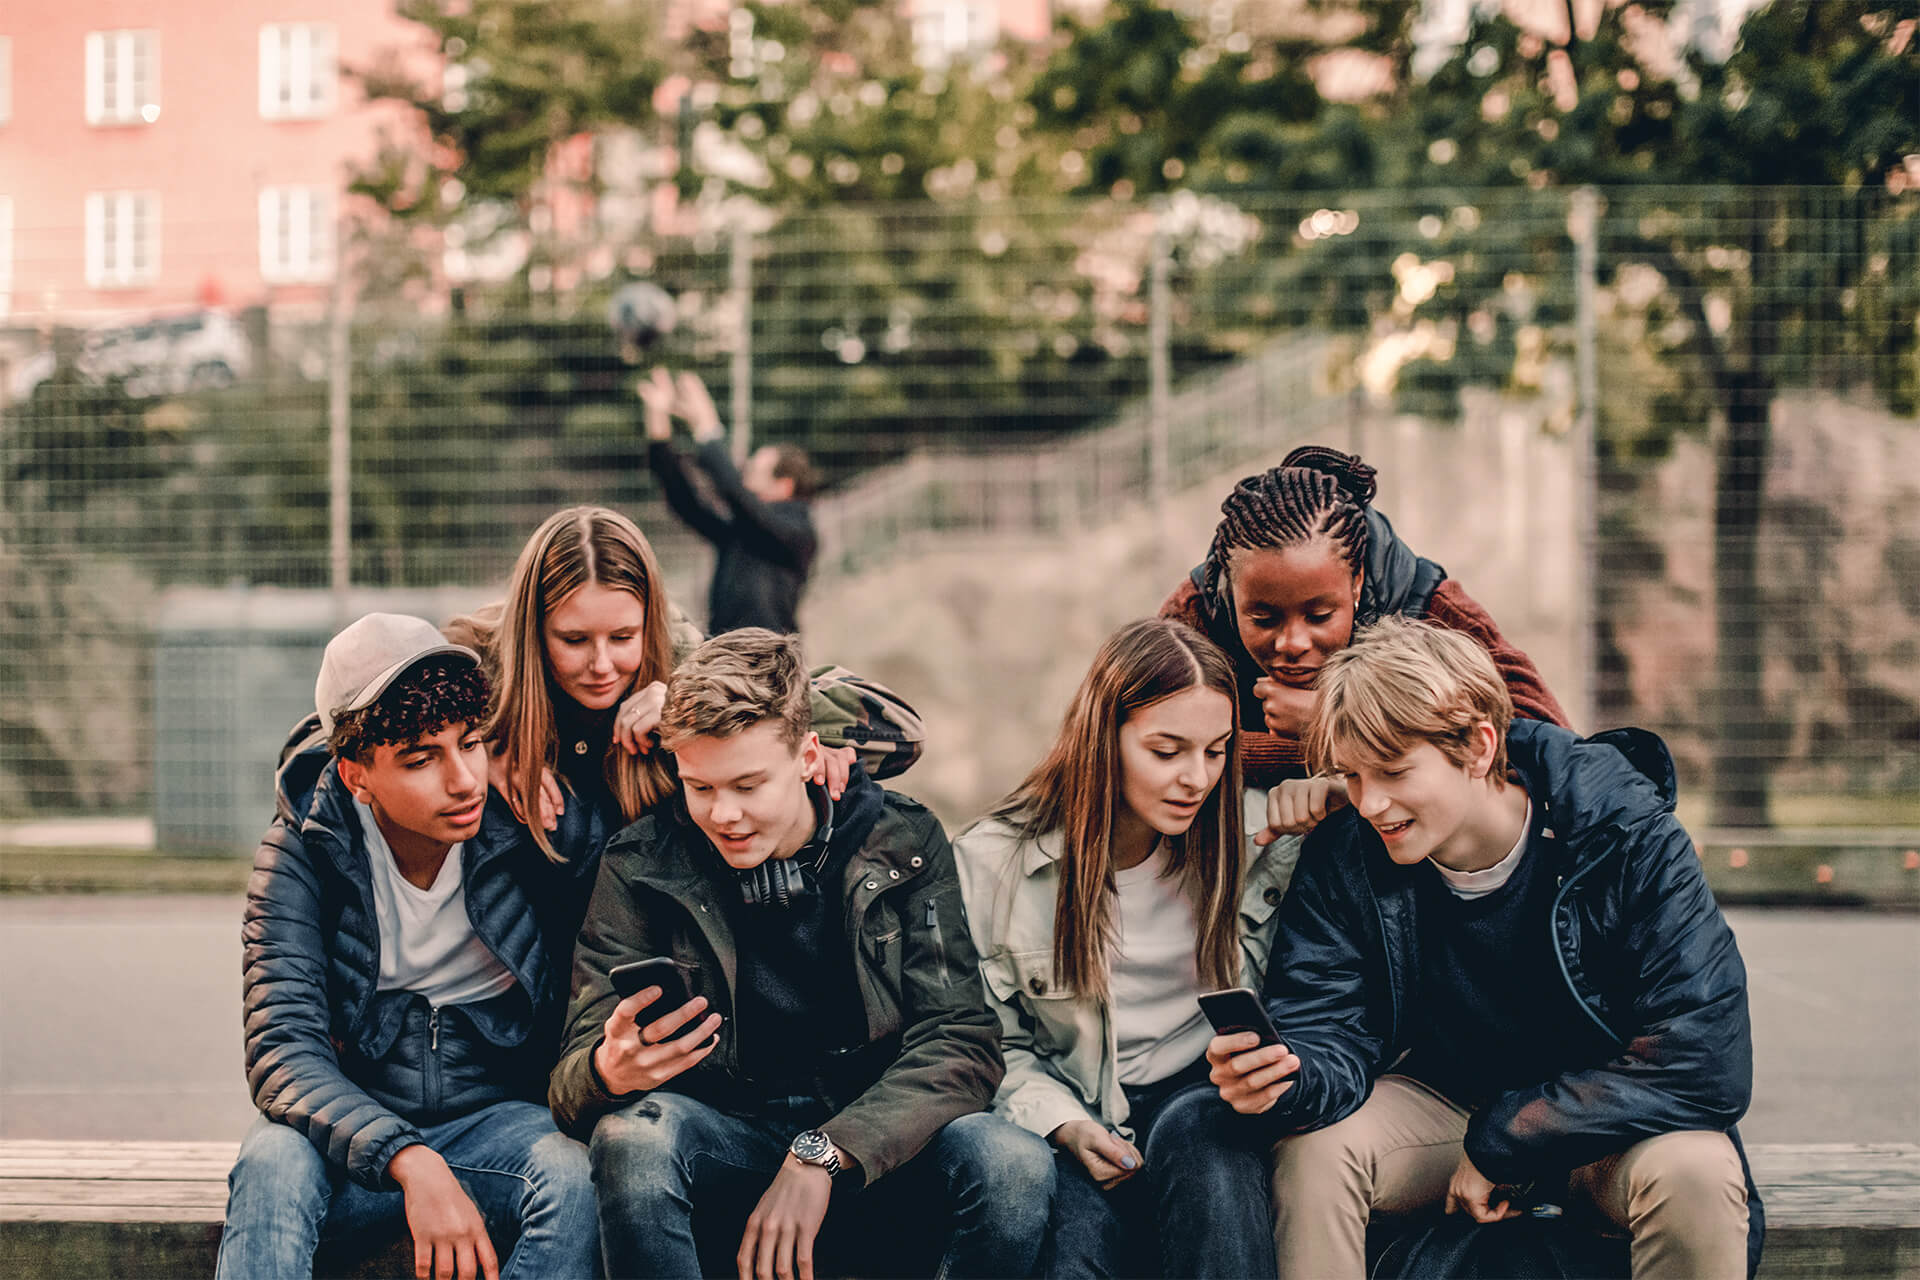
[0,1180,227,1210]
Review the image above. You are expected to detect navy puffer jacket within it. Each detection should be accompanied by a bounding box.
[240,717,605,1189]
[1260,718,1763,1274]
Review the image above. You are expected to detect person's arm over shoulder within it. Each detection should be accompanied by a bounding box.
[1426,579,1571,728]
[1253,811,1390,1137]
[692,440,816,570]
[1464,813,1753,1184]
[241,818,424,1189]
[951,819,1100,1141]
[648,439,735,542]
[548,828,662,1139]
[819,801,1004,1185]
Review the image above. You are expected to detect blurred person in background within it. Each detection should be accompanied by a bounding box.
[1160,445,1568,849]
[641,367,820,636]
[444,507,918,873]
[954,618,1287,1278]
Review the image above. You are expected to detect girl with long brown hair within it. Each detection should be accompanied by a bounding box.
[953,618,1289,1278]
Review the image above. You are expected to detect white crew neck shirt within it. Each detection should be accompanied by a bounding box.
[356,799,516,1007]
[1110,843,1215,1086]
[1432,796,1534,900]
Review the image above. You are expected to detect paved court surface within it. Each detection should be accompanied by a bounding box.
[0,897,1913,1144]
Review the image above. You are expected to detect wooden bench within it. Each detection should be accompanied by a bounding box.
[1,1140,1915,1278]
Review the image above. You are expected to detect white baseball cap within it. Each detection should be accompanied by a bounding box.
[315,613,481,735]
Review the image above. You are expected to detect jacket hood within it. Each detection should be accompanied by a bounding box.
[1506,719,1680,868]
[1356,508,1447,625]
[275,713,333,827]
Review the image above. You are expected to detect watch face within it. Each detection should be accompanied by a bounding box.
[791,1130,832,1163]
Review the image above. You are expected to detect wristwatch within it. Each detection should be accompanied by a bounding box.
[789,1129,843,1178]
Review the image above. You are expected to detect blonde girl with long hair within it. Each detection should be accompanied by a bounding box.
[452,505,901,865]
[953,618,1290,1279]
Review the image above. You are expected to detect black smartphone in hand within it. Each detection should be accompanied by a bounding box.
[1197,987,1284,1048]
[609,957,704,1040]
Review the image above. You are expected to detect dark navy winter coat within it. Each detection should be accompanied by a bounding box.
[239,717,605,1189]
[1259,718,1763,1273]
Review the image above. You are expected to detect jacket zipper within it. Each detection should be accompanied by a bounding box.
[426,1005,443,1113]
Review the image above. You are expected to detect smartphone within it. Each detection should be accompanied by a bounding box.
[608,957,704,1040]
[1196,987,1283,1048]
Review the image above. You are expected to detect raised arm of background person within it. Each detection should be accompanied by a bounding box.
[241,811,426,1190]
[547,828,671,1139]
[950,821,1107,1141]
[691,440,818,571]
[648,440,737,544]
[816,808,1004,1186]
[1246,811,1393,1136]
[1464,808,1753,1185]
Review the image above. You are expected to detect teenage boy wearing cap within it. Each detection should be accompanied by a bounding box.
[215,614,599,1280]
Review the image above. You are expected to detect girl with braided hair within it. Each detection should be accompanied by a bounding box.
[1160,445,1568,825]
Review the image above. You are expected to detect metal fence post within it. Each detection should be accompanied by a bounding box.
[730,219,754,465]
[1148,199,1172,508]
[1569,186,1601,731]
[328,233,352,628]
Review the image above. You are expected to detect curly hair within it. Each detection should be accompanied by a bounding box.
[329,659,492,763]
[1201,445,1378,606]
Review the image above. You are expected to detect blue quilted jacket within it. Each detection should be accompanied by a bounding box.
[1259,719,1764,1275]
[239,717,604,1189]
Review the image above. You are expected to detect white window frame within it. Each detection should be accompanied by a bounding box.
[258,186,335,284]
[1,38,14,125]
[85,30,159,126]
[259,24,338,120]
[84,191,161,288]
[912,0,998,68]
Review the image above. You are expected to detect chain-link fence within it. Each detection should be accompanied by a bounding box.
[3,185,1916,844]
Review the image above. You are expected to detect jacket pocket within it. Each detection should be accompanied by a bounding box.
[982,948,1086,1057]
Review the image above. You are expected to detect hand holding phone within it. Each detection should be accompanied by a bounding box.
[595,957,723,1096]
[1198,987,1299,1116]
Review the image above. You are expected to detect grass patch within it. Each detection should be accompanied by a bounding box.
[0,846,251,894]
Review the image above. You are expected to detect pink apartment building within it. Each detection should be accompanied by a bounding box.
[0,0,1069,328]
[0,0,432,324]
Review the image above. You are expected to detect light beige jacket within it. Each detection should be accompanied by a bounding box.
[952,791,1302,1141]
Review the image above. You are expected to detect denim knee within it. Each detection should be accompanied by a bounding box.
[940,1112,1056,1200]
[524,1127,595,1217]
[228,1117,332,1206]
[587,1094,699,1208]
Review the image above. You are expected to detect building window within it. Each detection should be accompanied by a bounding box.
[260,24,337,119]
[259,186,335,283]
[84,191,160,288]
[1,38,13,125]
[912,0,999,68]
[85,30,159,126]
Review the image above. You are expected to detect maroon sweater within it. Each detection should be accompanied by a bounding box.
[1158,576,1571,788]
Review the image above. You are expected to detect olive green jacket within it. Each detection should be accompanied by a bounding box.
[549,781,1003,1185]
[952,792,1301,1141]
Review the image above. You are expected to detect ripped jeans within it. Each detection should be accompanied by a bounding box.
[589,1091,1054,1278]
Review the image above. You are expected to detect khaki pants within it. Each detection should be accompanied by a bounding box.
[1270,1076,1748,1280]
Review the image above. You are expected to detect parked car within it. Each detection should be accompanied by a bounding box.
[76,310,252,397]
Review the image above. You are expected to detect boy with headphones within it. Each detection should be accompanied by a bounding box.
[550,628,1053,1280]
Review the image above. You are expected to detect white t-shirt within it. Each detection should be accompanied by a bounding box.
[357,800,516,1007]
[1111,843,1215,1087]
[1432,797,1534,900]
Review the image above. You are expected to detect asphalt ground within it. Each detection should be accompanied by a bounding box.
[0,898,1913,1145]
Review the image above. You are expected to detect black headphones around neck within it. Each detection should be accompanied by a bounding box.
[735,787,836,909]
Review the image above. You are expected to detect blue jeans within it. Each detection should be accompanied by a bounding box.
[590,1092,1054,1278]
[215,1102,598,1280]
[1047,1065,1277,1279]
